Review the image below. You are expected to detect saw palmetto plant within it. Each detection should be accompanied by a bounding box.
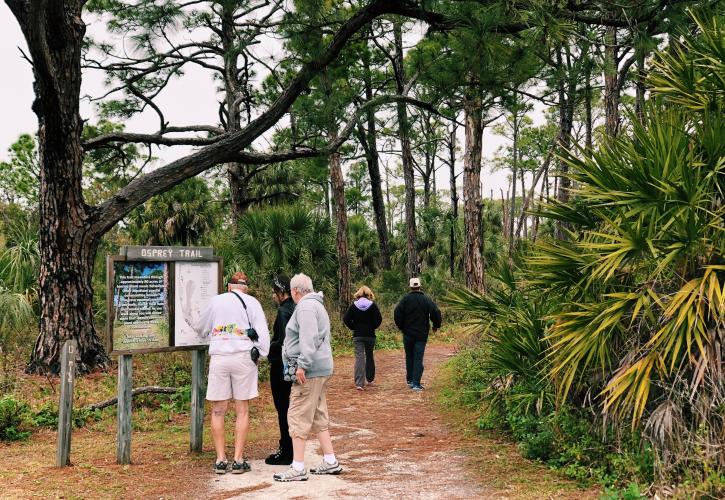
[535,12,724,427]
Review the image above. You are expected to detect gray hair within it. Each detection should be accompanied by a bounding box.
[290,273,314,294]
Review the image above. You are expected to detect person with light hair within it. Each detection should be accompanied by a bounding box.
[273,273,342,482]
[343,285,383,391]
[193,271,270,474]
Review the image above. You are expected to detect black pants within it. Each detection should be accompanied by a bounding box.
[403,334,427,387]
[269,361,292,453]
[353,337,376,387]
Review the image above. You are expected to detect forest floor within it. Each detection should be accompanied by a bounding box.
[0,344,597,499]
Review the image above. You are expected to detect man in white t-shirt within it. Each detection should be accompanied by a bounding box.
[194,271,270,474]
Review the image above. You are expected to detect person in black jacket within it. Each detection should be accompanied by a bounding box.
[343,286,383,391]
[393,277,442,391]
[265,274,296,465]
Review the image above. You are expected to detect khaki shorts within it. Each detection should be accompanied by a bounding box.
[287,375,331,439]
[206,353,258,401]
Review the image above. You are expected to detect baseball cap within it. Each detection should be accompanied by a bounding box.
[229,271,249,285]
[409,277,421,288]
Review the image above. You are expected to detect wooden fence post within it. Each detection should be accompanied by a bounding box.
[56,340,77,467]
[190,349,206,452]
[117,354,133,464]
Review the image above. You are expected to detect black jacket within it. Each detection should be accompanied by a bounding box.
[268,297,295,364]
[343,301,383,338]
[393,291,442,339]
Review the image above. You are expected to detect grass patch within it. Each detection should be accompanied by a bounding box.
[432,345,600,499]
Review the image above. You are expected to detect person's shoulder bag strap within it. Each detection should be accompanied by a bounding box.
[229,291,252,326]
[229,292,260,362]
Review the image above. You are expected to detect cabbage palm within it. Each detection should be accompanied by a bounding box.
[234,205,337,286]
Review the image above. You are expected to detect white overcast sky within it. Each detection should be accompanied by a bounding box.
[0,4,519,197]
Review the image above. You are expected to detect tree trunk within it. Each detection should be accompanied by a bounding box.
[584,58,593,152]
[555,48,574,239]
[462,94,485,293]
[604,25,620,137]
[508,106,519,265]
[319,63,350,316]
[422,168,431,209]
[328,142,350,316]
[12,3,110,374]
[394,21,418,278]
[228,163,248,221]
[520,170,527,239]
[360,39,391,269]
[448,117,458,277]
[635,35,647,126]
[221,5,247,223]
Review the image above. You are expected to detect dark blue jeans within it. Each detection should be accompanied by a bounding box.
[403,334,427,387]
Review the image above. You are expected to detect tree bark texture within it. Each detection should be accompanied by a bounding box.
[448,117,458,278]
[9,2,110,373]
[555,48,575,239]
[394,22,419,278]
[361,37,391,270]
[604,25,620,137]
[462,94,485,293]
[320,63,351,316]
[508,108,519,265]
[328,140,351,317]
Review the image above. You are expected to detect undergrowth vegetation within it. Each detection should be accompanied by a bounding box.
[442,14,724,498]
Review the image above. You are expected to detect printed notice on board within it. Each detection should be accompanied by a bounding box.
[174,261,219,346]
[112,261,170,350]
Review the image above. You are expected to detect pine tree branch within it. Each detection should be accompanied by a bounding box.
[91,0,530,235]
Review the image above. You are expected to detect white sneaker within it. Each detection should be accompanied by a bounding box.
[273,466,308,482]
[310,459,343,475]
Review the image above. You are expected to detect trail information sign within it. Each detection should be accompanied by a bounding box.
[107,246,222,354]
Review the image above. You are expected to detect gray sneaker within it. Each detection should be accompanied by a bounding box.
[310,459,343,475]
[273,466,308,482]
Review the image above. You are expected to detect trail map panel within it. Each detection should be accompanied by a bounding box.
[112,261,170,350]
[174,261,219,347]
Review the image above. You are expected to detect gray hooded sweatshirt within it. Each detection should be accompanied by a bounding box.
[282,292,333,378]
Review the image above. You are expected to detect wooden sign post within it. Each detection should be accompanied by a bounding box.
[56,340,77,467]
[107,246,223,464]
[190,349,206,452]
[117,354,133,464]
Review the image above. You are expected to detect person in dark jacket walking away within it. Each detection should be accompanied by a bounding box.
[394,277,442,391]
[343,286,383,391]
[265,275,296,465]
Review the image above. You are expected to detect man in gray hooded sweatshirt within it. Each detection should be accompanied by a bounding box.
[273,273,342,482]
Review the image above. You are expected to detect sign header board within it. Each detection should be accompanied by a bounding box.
[121,246,214,261]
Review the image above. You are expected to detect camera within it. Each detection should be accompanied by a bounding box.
[250,346,260,364]
[246,327,259,342]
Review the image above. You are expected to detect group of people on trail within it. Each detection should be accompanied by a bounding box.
[193,272,441,482]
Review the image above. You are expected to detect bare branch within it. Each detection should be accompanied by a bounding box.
[92,0,530,234]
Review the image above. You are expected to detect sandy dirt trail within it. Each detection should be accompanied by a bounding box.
[208,345,584,500]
